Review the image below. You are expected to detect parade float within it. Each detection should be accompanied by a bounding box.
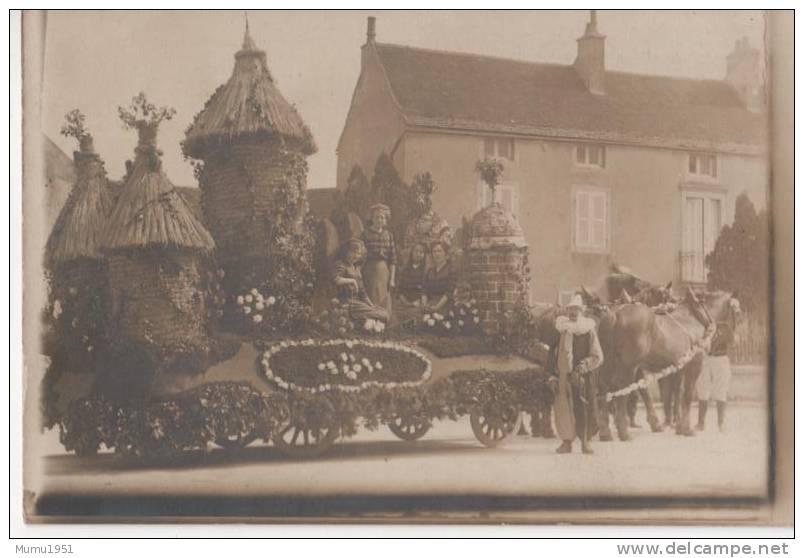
[44,28,554,462]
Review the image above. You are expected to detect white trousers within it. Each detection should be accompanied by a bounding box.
[696,355,732,402]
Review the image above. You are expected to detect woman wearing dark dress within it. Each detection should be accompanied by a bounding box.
[397,242,428,307]
[332,238,389,323]
[424,241,455,312]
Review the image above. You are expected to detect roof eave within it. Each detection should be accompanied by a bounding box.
[401,117,765,156]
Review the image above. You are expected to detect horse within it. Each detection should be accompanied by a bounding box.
[580,281,675,435]
[596,289,741,441]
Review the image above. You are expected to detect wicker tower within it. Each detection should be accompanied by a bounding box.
[182,23,317,301]
[46,111,114,290]
[103,94,215,349]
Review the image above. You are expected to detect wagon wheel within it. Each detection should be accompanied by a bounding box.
[273,418,339,458]
[215,430,259,449]
[388,414,431,441]
[470,405,523,448]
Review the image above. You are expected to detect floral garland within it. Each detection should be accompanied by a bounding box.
[604,323,716,402]
[261,339,432,395]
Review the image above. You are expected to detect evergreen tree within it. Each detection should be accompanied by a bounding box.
[705,192,769,315]
[344,164,372,219]
[370,153,411,238]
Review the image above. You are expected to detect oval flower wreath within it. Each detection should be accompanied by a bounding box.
[261,339,433,394]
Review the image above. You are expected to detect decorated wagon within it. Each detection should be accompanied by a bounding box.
[56,334,550,459]
[42,28,555,463]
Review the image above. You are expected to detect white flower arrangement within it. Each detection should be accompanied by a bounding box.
[243,306,251,315]
[236,296,244,305]
[267,296,276,306]
[253,314,263,323]
[245,294,253,303]
[255,301,265,311]
[261,339,431,395]
[250,288,259,296]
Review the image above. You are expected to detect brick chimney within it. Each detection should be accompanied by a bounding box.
[361,17,378,70]
[726,36,764,113]
[574,10,606,95]
[366,16,376,44]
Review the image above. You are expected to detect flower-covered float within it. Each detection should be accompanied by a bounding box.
[56,332,552,459]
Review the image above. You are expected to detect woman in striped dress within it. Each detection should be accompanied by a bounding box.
[361,204,396,316]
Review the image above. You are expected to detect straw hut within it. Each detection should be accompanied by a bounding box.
[183,23,316,296]
[45,112,113,291]
[103,94,215,348]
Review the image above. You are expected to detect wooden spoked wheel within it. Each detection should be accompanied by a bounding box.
[215,430,259,449]
[273,419,339,458]
[388,414,431,441]
[470,406,523,448]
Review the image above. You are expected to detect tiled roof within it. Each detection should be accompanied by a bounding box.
[374,43,766,153]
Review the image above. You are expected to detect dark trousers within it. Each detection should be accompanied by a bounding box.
[572,375,598,441]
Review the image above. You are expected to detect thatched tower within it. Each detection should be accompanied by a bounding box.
[182,23,316,305]
[45,110,113,288]
[103,94,215,349]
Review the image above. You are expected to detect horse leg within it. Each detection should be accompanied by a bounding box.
[639,386,663,433]
[627,392,640,428]
[596,395,613,442]
[540,402,556,438]
[659,377,674,428]
[677,357,703,437]
[614,395,631,441]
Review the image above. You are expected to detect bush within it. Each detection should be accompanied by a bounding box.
[705,193,769,315]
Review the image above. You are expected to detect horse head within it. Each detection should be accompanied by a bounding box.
[605,265,651,302]
[633,281,676,307]
[579,285,601,307]
[704,290,743,329]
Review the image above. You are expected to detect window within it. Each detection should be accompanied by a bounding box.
[680,191,724,283]
[688,153,717,179]
[572,187,609,253]
[477,181,519,217]
[575,144,606,168]
[483,137,516,161]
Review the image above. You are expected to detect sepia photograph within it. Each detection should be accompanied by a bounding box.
[15,9,793,528]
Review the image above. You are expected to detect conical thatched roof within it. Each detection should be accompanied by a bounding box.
[104,121,215,254]
[183,24,316,157]
[45,135,114,267]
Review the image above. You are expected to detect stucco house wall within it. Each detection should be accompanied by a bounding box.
[395,130,768,302]
[336,45,406,190]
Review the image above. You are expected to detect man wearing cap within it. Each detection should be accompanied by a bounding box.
[550,294,604,454]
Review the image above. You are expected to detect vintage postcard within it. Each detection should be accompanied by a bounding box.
[17,9,792,526]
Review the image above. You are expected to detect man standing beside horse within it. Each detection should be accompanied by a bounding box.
[550,294,604,455]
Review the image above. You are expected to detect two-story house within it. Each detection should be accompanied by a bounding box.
[336,13,768,303]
